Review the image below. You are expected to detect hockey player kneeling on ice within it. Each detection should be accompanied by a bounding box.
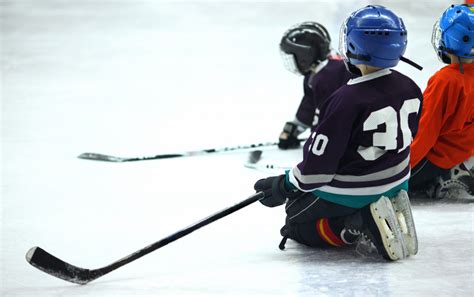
[278,22,358,149]
[255,5,423,261]
[409,4,474,200]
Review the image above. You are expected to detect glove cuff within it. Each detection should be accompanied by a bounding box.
[275,175,302,199]
[283,120,307,136]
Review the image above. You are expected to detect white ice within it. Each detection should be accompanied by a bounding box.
[2,1,473,296]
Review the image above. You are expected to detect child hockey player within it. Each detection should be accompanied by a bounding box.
[409,4,474,199]
[255,5,422,261]
[278,22,358,149]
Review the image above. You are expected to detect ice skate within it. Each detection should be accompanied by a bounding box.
[431,164,474,199]
[343,196,407,261]
[389,190,418,255]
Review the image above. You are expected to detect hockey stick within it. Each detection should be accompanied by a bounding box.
[25,191,265,285]
[78,138,308,162]
[78,142,280,162]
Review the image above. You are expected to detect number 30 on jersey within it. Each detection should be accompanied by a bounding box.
[360,98,420,160]
[308,98,421,160]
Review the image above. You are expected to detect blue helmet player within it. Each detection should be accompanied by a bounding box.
[410,4,474,199]
[255,5,423,261]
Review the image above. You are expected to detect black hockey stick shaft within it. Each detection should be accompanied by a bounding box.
[78,142,279,162]
[78,138,307,162]
[26,191,265,285]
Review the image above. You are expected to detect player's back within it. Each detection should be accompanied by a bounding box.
[294,69,423,206]
[411,63,474,168]
[324,69,422,177]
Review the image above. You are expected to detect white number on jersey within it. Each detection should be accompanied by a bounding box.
[312,108,320,126]
[359,98,420,161]
[309,132,329,156]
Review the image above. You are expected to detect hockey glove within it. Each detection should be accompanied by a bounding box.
[278,122,304,150]
[254,174,303,207]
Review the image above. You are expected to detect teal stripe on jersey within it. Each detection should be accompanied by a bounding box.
[313,181,409,208]
[285,170,408,208]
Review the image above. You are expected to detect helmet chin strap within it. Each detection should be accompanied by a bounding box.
[342,59,362,76]
[459,57,465,74]
[439,46,469,74]
[400,57,423,71]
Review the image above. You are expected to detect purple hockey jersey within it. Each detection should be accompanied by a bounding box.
[288,69,423,207]
[295,58,356,128]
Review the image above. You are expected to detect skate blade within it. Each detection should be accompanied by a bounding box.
[391,190,418,255]
[370,197,407,261]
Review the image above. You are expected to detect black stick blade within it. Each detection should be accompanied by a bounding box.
[78,153,129,162]
[26,247,101,285]
[247,150,263,164]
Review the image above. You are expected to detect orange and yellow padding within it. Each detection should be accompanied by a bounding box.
[316,218,345,247]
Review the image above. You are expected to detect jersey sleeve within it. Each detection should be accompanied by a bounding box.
[410,72,458,168]
[294,74,316,127]
[288,95,358,191]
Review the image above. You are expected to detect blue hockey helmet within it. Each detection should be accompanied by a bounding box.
[432,4,474,63]
[339,5,408,69]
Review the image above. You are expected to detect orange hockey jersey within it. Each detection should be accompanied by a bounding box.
[410,63,474,169]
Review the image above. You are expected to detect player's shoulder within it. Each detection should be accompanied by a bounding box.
[323,81,365,110]
[429,64,465,86]
[318,86,369,122]
[311,59,352,84]
[329,69,420,105]
[307,59,348,86]
[388,69,421,90]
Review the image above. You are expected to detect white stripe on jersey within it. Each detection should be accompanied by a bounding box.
[317,172,410,196]
[291,166,334,185]
[290,155,410,185]
[289,156,410,193]
[334,155,410,182]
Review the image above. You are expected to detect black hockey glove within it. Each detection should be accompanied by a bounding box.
[278,122,303,150]
[254,174,303,207]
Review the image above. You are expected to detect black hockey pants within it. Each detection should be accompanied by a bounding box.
[409,158,449,192]
[281,193,358,248]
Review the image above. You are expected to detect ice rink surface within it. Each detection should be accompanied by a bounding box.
[2,0,473,296]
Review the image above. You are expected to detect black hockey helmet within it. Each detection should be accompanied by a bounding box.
[280,22,331,75]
